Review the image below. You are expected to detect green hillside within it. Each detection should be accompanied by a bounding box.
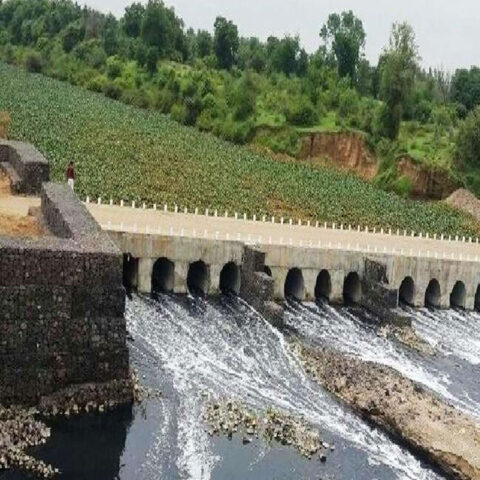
[0,62,477,237]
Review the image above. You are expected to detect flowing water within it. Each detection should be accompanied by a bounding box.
[119,294,443,480]
[284,301,480,421]
[3,294,465,480]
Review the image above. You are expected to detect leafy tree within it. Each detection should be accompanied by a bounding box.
[378,22,419,139]
[320,10,366,83]
[140,0,186,59]
[123,2,144,38]
[434,66,452,105]
[101,14,119,56]
[213,16,238,69]
[451,67,480,112]
[456,106,480,169]
[196,29,212,58]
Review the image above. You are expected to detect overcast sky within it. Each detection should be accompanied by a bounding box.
[80,0,479,70]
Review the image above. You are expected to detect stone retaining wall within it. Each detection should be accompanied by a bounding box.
[0,140,49,194]
[0,184,130,405]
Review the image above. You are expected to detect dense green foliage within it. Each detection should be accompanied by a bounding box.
[0,62,476,236]
[1,0,480,197]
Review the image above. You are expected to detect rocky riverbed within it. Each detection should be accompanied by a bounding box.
[202,398,331,460]
[294,342,480,480]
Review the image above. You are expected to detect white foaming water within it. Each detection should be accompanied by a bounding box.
[126,294,441,480]
[284,302,480,421]
[411,307,480,366]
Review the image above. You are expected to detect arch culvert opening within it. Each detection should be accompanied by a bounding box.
[187,261,209,296]
[264,266,272,277]
[399,277,415,306]
[123,254,138,296]
[343,272,361,305]
[220,262,241,295]
[315,270,331,302]
[152,258,175,294]
[425,279,441,308]
[475,285,480,311]
[450,281,466,309]
[284,268,305,302]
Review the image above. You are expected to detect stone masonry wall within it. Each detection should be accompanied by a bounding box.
[0,184,129,405]
[0,140,50,194]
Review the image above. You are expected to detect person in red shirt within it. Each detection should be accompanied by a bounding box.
[66,161,75,191]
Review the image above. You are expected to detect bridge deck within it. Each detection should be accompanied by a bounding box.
[87,203,480,263]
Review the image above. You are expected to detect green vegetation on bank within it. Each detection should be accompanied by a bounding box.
[0,62,477,237]
[3,0,480,197]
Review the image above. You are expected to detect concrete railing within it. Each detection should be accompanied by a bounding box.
[99,222,480,264]
[86,197,480,247]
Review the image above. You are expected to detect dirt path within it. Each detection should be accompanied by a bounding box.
[0,172,41,238]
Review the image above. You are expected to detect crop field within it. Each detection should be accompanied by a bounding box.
[0,62,477,237]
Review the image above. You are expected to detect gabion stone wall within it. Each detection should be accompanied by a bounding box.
[0,140,50,194]
[0,183,130,405]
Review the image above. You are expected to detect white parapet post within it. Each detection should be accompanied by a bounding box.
[175,205,178,214]
[243,213,247,221]
[225,211,228,218]
[206,209,209,217]
[164,204,168,212]
[333,223,336,230]
[289,219,293,226]
[324,222,328,229]
[380,228,384,235]
[281,217,284,225]
[214,209,218,217]
[262,215,266,222]
[316,221,319,228]
[455,235,459,241]
[132,200,135,208]
[195,207,199,215]
[253,214,256,222]
[307,220,311,227]
[365,226,368,233]
[184,207,188,214]
[271,216,275,224]
[235,212,238,220]
[86,196,90,204]
[153,203,157,210]
[110,199,113,206]
[143,203,146,210]
[98,197,102,205]
[298,219,302,226]
[120,200,124,207]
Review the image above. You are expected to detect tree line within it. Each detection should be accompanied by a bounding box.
[1,0,480,186]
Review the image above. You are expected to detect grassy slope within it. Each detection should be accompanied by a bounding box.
[0,62,477,236]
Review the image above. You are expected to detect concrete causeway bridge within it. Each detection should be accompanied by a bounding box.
[87,199,480,313]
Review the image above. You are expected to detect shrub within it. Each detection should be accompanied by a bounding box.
[285,97,317,126]
[106,56,123,79]
[102,82,122,100]
[25,52,43,73]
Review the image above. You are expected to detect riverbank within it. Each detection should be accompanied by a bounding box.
[295,342,480,480]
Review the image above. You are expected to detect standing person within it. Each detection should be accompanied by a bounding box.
[66,161,75,190]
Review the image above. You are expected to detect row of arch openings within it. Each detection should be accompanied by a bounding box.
[151,258,241,297]
[280,268,361,305]
[399,277,471,309]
